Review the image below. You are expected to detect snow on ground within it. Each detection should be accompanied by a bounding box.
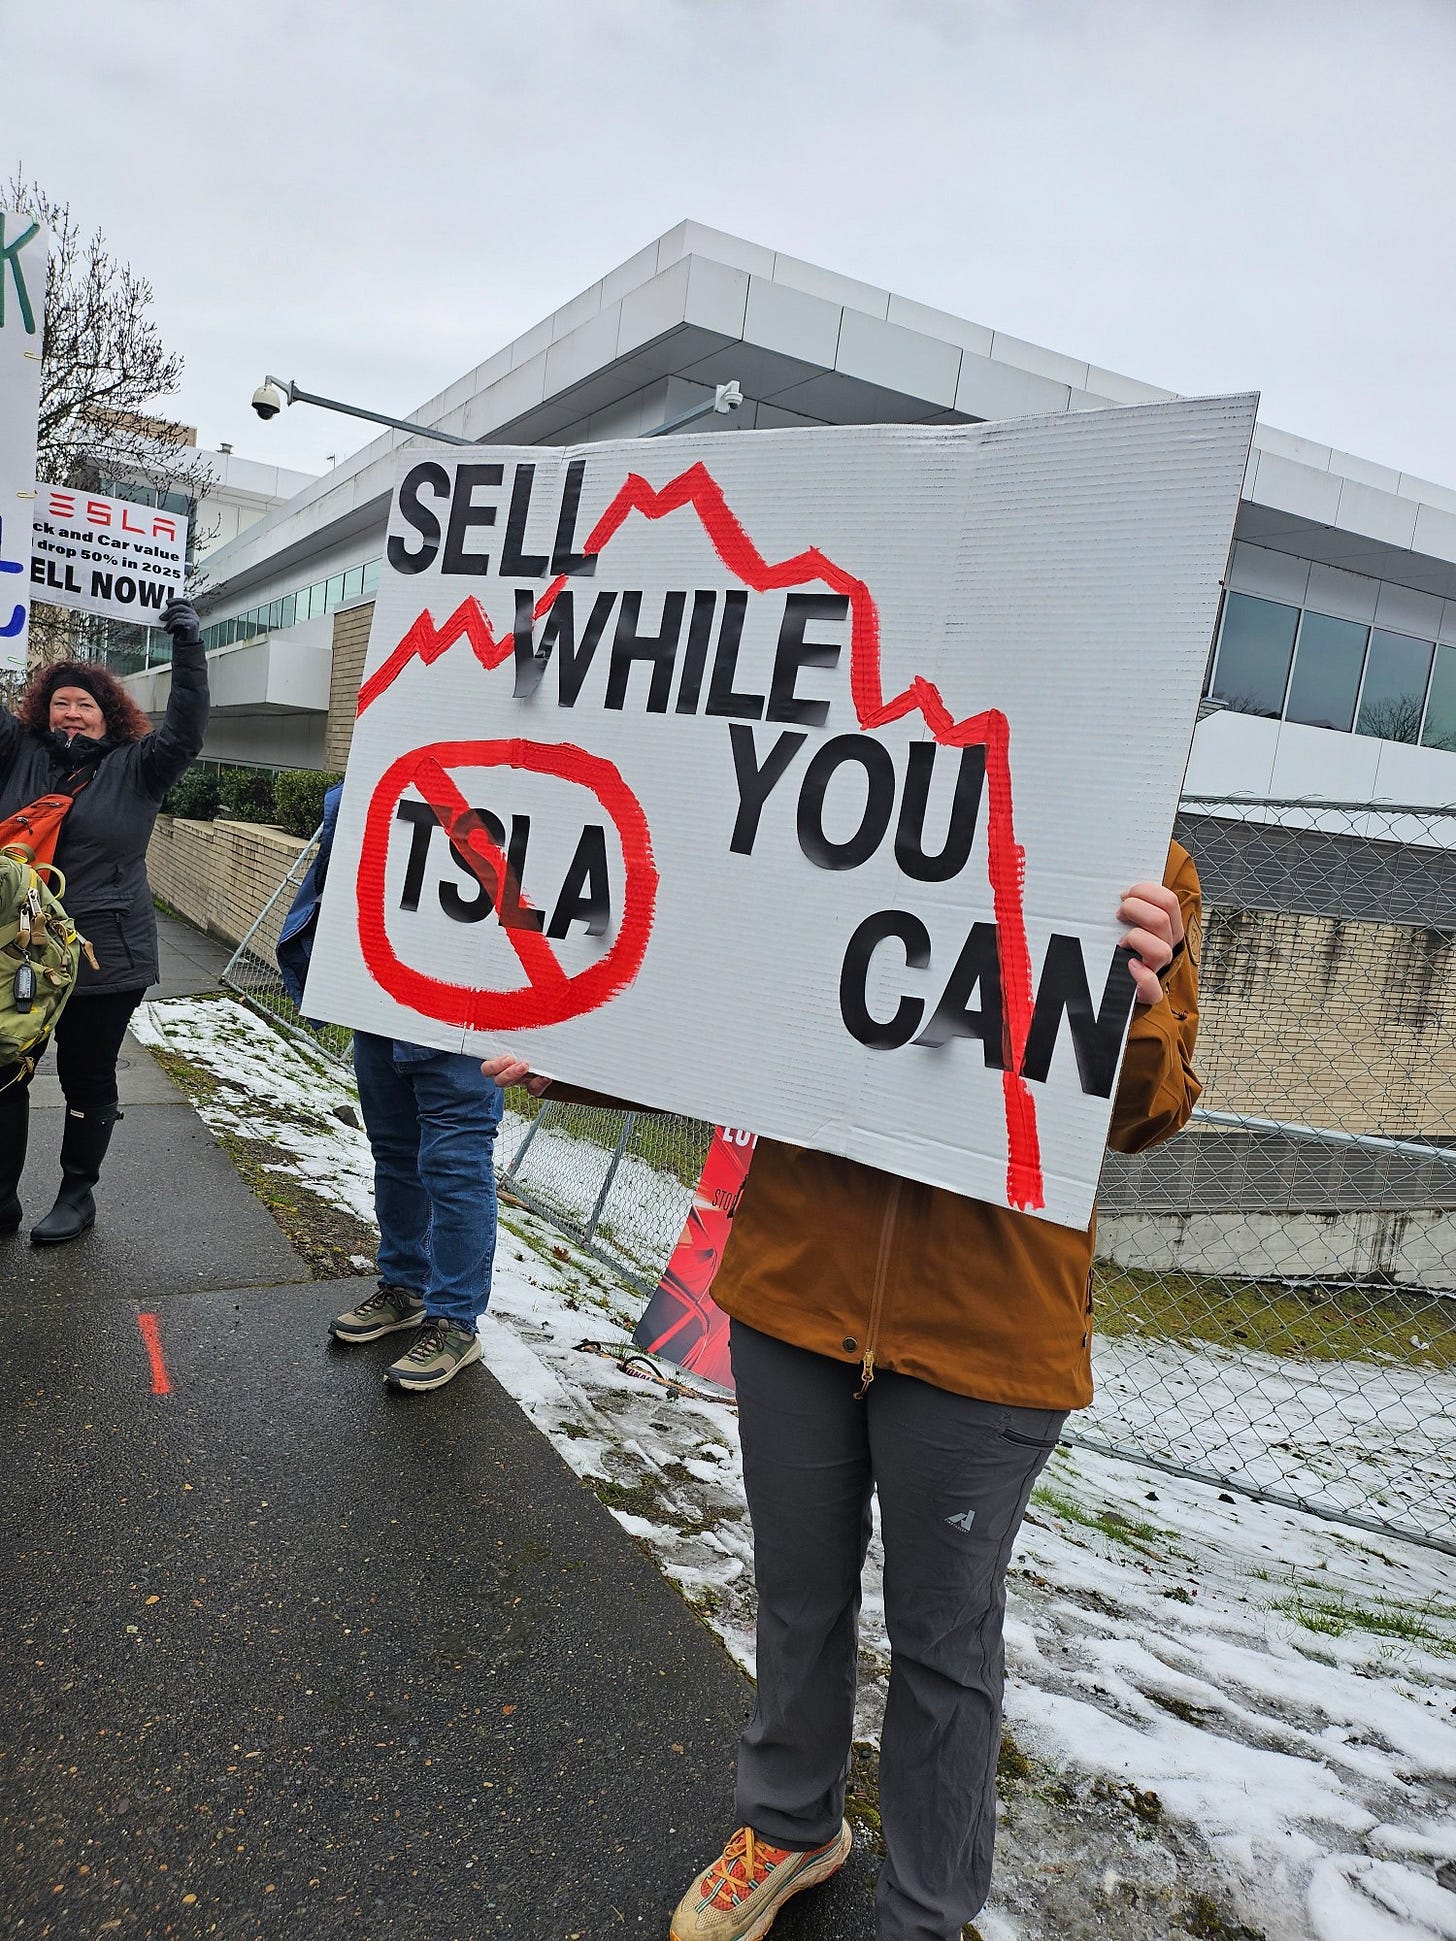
[1089,1334,1456,1544]
[133,996,1456,1941]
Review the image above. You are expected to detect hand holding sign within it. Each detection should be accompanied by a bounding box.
[1118,882,1185,1006]
[162,598,202,646]
[481,1054,549,1096]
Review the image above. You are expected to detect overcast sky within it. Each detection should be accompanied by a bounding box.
[8,0,1454,484]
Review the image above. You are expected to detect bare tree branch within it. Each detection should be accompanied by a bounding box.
[8,171,218,664]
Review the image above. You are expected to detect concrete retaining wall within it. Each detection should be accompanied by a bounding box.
[1099,1206,1456,1293]
[147,816,308,963]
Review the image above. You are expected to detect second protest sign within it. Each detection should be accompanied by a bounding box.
[29,484,188,626]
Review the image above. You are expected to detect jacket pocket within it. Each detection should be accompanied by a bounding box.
[110,911,137,972]
[1000,1406,1067,1451]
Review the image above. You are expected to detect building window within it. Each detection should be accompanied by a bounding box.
[1208,592,1298,718]
[1420,643,1456,752]
[1355,628,1434,744]
[177,557,382,675]
[1284,611,1368,733]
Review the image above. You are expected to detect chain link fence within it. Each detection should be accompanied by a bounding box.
[219,796,1456,1554]
[1085,797,1456,1554]
[219,827,354,1064]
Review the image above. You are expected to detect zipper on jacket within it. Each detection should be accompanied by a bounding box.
[855,1176,901,1398]
[112,911,136,970]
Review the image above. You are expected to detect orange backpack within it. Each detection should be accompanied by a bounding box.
[1,787,97,1087]
[0,793,76,871]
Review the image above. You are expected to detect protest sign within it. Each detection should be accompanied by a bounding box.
[306,397,1256,1228]
[29,484,188,626]
[0,207,48,671]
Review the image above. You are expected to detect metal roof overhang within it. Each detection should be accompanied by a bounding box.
[1234,501,1456,603]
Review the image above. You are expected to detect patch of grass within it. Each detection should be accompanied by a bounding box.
[1087,1776,1166,1833]
[1182,1892,1264,1939]
[1277,1590,1456,1654]
[1094,1260,1456,1372]
[588,1467,709,1539]
[220,1129,378,1278]
[147,1043,221,1100]
[846,1742,884,1848]
[144,1043,377,1280]
[1031,1483,1167,1553]
[1148,1692,1212,1727]
[589,1475,666,1521]
[232,986,354,1065]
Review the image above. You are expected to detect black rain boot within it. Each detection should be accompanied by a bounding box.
[0,1081,28,1236]
[30,1105,122,1247]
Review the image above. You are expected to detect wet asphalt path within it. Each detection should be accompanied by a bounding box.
[1,917,876,1939]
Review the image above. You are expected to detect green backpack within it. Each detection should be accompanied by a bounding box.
[0,853,91,1088]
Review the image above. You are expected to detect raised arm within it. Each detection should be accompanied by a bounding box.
[0,692,20,780]
[139,600,211,800]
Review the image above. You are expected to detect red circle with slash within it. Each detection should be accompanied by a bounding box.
[357,739,658,1030]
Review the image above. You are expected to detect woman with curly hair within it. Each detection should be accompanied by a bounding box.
[1,599,208,1243]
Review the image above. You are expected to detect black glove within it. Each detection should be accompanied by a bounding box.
[161,599,203,647]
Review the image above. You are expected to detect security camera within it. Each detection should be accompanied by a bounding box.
[251,381,287,421]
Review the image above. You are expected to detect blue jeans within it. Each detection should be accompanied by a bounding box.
[352,1033,504,1332]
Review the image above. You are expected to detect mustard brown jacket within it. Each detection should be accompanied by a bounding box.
[709,841,1202,1411]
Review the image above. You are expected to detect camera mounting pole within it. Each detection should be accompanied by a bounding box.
[251,377,744,451]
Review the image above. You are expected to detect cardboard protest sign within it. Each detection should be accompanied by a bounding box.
[29,484,188,625]
[0,207,48,671]
[307,397,1255,1228]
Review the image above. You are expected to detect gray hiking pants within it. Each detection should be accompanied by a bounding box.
[730,1320,1065,1941]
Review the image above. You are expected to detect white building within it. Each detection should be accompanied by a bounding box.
[125,220,1456,811]
[193,447,320,560]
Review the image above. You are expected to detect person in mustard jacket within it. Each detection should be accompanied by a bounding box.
[485,845,1200,1941]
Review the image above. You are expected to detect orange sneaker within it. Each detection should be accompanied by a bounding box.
[669,1821,852,1940]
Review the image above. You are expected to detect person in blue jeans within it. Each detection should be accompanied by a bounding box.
[278,785,503,1393]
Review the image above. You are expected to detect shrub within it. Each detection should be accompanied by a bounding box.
[273,768,344,839]
[216,765,278,824]
[163,766,221,820]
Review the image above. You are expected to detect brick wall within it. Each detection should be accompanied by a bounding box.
[1196,905,1456,1139]
[147,816,308,962]
[324,601,375,772]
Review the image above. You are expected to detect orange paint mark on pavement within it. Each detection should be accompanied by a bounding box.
[137,1312,171,1396]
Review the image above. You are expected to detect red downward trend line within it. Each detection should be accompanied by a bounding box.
[357,461,1043,1210]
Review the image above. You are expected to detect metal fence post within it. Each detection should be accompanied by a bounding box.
[583,1112,636,1244]
[502,1099,554,1183]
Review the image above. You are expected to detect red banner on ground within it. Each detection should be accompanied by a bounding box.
[631,1127,757,1392]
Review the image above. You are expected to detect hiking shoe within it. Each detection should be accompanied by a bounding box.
[384,1319,482,1392]
[330,1283,426,1343]
[670,1822,852,1940]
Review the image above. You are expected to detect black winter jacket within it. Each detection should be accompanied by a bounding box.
[0,638,209,994]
